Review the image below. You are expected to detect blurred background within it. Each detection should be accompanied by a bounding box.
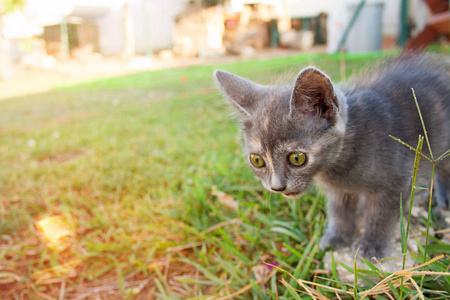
[1,0,447,97]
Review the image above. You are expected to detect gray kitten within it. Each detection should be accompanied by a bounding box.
[214,54,450,259]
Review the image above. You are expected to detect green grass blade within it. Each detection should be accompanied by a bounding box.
[361,257,379,272]
[299,244,319,279]
[179,258,224,286]
[400,194,406,255]
[353,249,358,300]
[387,280,401,300]
[270,226,307,243]
[251,280,271,300]
[281,279,303,300]
[283,234,317,296]
[424,243,450,254]
[422,162,436,288]
[389,135,431,162]
[399,193,406,300]
[331,251,338,283]
[436,148,450,161]
[213,237,252,265]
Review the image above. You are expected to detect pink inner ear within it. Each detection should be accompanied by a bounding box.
[291,69,338,124]
[300,70,336,105]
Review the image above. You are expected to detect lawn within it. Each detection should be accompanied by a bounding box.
[0,51,449,299]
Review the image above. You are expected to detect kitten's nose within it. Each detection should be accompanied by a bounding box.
[271,185,287,192]
[270,175,286,192]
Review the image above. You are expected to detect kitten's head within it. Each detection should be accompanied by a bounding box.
[215,67,348,198]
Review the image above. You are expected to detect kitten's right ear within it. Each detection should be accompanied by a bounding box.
[214,70,261,117]
[289,67,338,124]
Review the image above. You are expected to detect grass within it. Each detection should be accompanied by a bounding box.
[0,50,449,299]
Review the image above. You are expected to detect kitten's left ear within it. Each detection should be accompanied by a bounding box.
[214,70,263,118]
[290,67,338,124]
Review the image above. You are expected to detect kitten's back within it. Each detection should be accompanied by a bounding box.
[343,53,450,157]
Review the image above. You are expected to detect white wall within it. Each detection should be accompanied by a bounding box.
[94,0,188,56]
[285,0,401,37]
[95,5,125,56]
[131,0,189,54]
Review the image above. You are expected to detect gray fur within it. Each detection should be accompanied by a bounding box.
[214,53,450,259]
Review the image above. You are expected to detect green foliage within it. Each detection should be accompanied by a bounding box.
[1,0,25,13]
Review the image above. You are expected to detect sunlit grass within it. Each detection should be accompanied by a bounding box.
[0,51,449,298]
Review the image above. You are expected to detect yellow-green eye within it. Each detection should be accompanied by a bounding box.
[249,154,265,168]
[288,153,307,166]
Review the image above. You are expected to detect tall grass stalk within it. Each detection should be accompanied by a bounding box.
[421,163,436,289]
[398,135,423,299]
[411,88,436,288]
[412,89,434,161]
[391,88,450,297]
[353,249,359,300]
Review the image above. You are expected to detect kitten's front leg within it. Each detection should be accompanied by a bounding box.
[353,193,401,259]
[319,192,358,250]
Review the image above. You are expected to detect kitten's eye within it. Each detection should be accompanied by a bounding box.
[249,154,265,168]
[288,153,307,166]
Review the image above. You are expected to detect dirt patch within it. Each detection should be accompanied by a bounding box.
[38,151,87,164]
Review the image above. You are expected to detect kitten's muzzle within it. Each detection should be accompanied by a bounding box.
[271,185,287,192]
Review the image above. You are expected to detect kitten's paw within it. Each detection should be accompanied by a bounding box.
[319,232,352,250]
[352,239,386,260]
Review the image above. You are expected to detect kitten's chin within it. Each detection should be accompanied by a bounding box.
[262,183,306,199]
[267,188,304,199]
[282,192,302,199]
